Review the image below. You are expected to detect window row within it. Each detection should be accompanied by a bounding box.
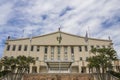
[6,45,111,53]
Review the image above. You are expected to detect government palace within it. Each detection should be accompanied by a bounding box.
[3,29,119,74]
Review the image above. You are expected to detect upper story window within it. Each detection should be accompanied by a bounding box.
[108,45,111,48]
[51,46,54,54]
[96,45,100,48]
[58,46,60,54]
[80,57,82,61]
[71,46,74,53]
[6,45,10,51]
[64,46,67,54]
[12,45,16,51]
[37,46,40,52]
[44,55,47,60]
[79,46,82,52]
[102,45,105,48]
[86,57,88,61]
[31,45,34,51]
[85,46,88,51]
[91,45,94,50]
[36,57,39,60]
[24,45,27,51]
[18,45,22,51]
[45,46,48,54]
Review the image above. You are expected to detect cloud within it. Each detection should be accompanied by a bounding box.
[0,0,120,58]
[0,2,14,25]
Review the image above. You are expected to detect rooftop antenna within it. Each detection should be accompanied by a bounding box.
[22,29,24,38]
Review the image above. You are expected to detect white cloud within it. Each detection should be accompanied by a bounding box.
[0,0,120,58]
[0,2,13,25]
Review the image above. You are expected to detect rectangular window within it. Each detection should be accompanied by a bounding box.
[91,45,94,49]
[31,45,34,51]
[85,46,88,51]
[71,54,74,60]
[45,46,48,54]
[64,46,67,54]
[80,57,82,61]
[64,54,68,60]
[79,46,82,52]
[44,55,47,60]
[96,45,100,48]
[102,45,105,48]
[51,54,54,60]
[51,46,54,54]
[86,57,88,61]
[58,55,60,60]
[71,46,74,53]
[12,45,16,51]
[108,45,111,48]
[24,45,27,51]
[58,46,60,54]
[36,57,39,60]
[18,45,22,51]
[6,45,10,51]
[37,46,40,52]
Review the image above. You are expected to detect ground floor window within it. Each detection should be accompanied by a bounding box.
[32,66,37,73]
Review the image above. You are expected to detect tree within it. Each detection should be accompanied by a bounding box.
[0,56,35,80]
[87,47,117,80]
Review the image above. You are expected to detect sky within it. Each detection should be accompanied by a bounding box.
[0,0,120,58]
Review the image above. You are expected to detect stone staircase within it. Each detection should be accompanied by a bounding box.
[23,73,93,80]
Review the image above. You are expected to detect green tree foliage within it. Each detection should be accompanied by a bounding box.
[0,56,35,80]
[87,48,118,80]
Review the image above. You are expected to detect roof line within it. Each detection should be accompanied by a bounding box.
[7,31,112,42]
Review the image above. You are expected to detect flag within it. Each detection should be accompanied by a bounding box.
[108,36,111,40]
[7,36,10,40]
[85,31,88,42]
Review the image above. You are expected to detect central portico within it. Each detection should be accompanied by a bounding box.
[45,60,73,73]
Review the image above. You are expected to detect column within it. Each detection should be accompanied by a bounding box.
[29,66,32,73]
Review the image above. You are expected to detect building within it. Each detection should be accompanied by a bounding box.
[3,30,116,73]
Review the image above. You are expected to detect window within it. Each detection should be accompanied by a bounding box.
[37,46,40,52]
[108,45,111,48]
[24,45,27,51]
[31,45,34,51]
[58,46,60,54]
[36,57,39,60]
[64,54,68,60]
[44,55,47,60]
[71,46,74,53]
[51,46,54,54]
[86,57,88,61]
[64,46,67,54]
[12,45,16,51]
[58,55,60,60]
[18,45,22,51]
[96,45,100,48]
[71,54,74,60]
[91,45,94,49]
[80,57,82,60]
[102,45,105,48]
[45,46,48,54]
[6,45,10,51]
[51,55,54,60]
[85,46,88,51]
[79,46,82,52]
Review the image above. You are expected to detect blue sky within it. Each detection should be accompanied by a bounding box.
[0,0,120,58]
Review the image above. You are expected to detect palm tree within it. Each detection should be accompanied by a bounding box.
[87,47,117,80]
[0,56,35,80]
